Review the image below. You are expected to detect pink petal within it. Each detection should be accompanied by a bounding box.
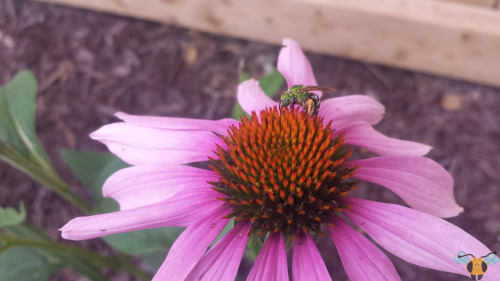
[292,232,332,281]
[237,79,276,115]
[277,38,320,97]
[335,121,432,156]
[60,188,221,240]
[103,164,219,210]
[247,232,289,281]
[329,217,401,281]
[153,206,231,281]
[343,198,498,277]
[319,95,385,129]
[90,123,225,165]
[115,112,238,135]
[185,222,251,281]
[345,156,462,218]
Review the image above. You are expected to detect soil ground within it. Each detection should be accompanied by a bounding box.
[1,0,499,280]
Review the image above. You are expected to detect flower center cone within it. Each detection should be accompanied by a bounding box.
[209,106,358,240]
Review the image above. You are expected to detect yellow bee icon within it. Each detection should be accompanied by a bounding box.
[455,251,499,280]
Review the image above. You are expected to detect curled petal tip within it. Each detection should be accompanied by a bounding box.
[89,127,104,140]
[281,38,292,46]
[114,111,126,118]
[424,145,433,154]
[437,204,463,218]
[452,206,464,217]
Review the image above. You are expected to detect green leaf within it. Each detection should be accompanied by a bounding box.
[61,149,183,255]
[0,202,26,227]
[231,70,285,120]
[231,103,247,121]
[0,70,49,165]
[56,254,110,281]
[259,70,285,98]
[105,227,183,256]
[1,225,110,281]
[245,234,264,261]
[2,225,50,241]
[0,248,62,281]
[61,150,129,202]
[0,71,90,213]
[0,247,109,281]
[211,218,234,247]
[140,249,168,273]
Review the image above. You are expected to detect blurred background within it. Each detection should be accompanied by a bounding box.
[1,0,499,280]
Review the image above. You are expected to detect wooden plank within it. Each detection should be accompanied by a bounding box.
[435,0,499,9]
[37,0,500,88]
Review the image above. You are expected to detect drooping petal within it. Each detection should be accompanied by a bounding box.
[185,222,251,281]
[103,164,219,210]
[334,121,432,156]
[153,206,231,281]
[116,111,238,135]
[247,232,289,281]
[60,188,222,240]
[292,232,332,281]
[90,123,225,165]
[237,79,276,115]
[319,95,385,129]
[345,156,462,218]
[329,217,401,281]
[343,198,499,277]
[277,38,319,97]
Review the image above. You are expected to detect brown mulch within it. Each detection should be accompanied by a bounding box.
[1,0,499,280]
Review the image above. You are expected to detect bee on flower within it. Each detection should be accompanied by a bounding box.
[279,84,337,116]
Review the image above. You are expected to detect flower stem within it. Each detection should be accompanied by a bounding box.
[0,232,152,281]
[0,141,90,214]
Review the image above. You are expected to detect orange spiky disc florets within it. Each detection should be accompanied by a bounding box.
[209,106,357,238]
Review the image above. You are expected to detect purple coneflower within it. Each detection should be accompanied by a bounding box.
[61,39,498,280]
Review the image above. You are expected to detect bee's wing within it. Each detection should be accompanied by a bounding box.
[455,251,470,264]
[484,254,499,265]
[299,86,338,94]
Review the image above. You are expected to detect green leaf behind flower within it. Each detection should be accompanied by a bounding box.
[0,70,90,213]
[0,225,109,281]
[0,71,47,163]
[0,248,62,281]
[61,149,128,211]
[260,70,285,97]
[0,202,26,227]
[140,249,168,273]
